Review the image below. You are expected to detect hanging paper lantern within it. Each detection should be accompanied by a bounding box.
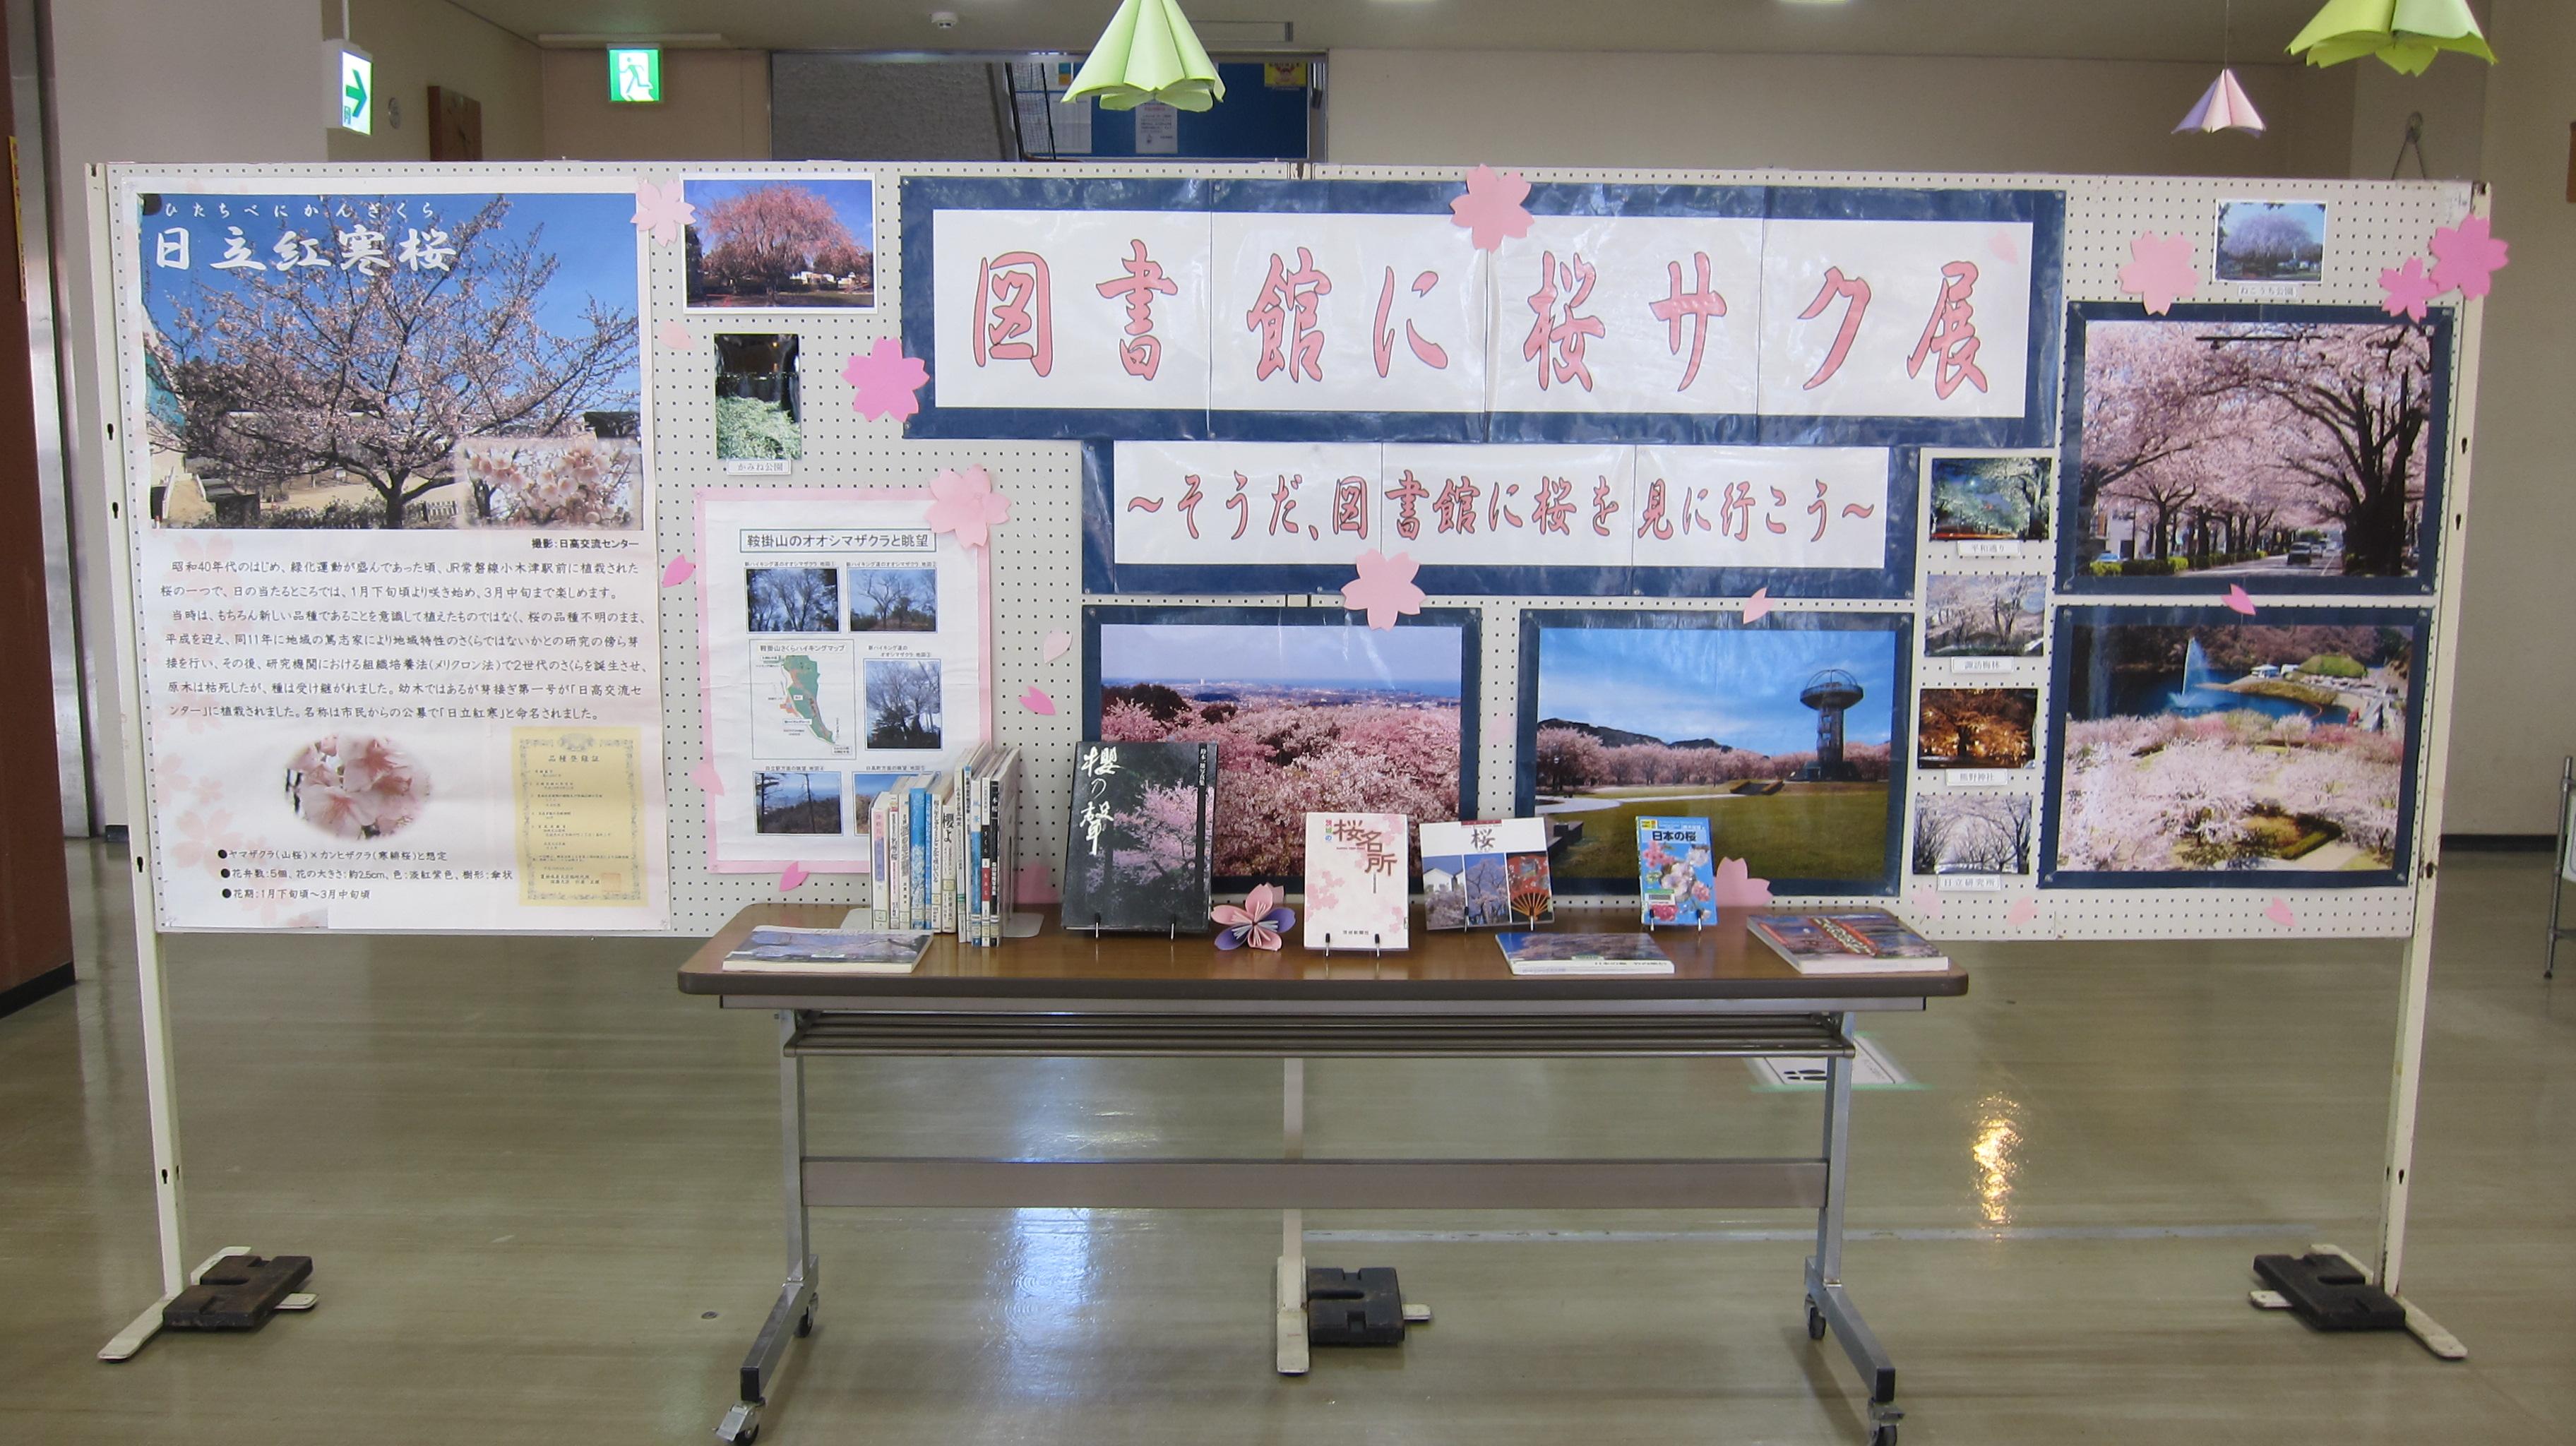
[2287,0,2495,75]
[2174,68,2267,135]
[1063,0,1226,112]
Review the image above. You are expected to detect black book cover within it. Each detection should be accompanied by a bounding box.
[1063,741,1215,933]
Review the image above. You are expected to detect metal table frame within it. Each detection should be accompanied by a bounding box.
[707,988,1928,1446]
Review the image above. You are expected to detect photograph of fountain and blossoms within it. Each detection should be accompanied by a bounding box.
[2054,613,2419,876]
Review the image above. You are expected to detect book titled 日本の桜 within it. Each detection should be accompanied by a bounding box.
[1062,741,1215,932]
[1635,815,1718,926]
[1303,811,1410,951]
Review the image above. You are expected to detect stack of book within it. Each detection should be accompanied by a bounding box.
[867,743,1023,945]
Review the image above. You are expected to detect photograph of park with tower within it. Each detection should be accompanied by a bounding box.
[1522,614,1904,892]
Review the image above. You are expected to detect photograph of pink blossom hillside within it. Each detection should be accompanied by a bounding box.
[1527,619,1901,891]
[1093,617,1469,880]
[2055,616,2417,876]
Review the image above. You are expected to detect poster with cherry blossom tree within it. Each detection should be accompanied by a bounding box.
[118,177,665,932]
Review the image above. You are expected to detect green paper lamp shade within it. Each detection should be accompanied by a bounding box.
[2287,0,2496,74]
[1063,0,1227,112]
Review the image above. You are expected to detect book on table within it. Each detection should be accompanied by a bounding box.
[1635,815,1717,926]
[1747,910,1950,974]
[1061,741,1215,933]
[1304,811,1411,951]
[1421,817,1554,929]
[1495,931,1674,976]
[720,925,932,973]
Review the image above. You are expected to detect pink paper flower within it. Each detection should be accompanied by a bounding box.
[1019,685,1057,716]
[780,862,811,892]
[2427,215,2508,299]
[2117,232,2200,316]
[2264,896,2298,928]
[2379,256,2442,322]
[653,319,694,350]
[1340,549,1426,631]
[1710,857,1774,909]
[2225,584,2256,616]
[1448,165,1533,252]
[660,555,697,588]
[1908,883,1945,921]
[1212,883,1296,951]
[688,760,724,796]
[842,337,931,422]
[1741,586,1773,623]
[925,465,1010,549]
[2006,897,2041,926]
[631,179,694,247]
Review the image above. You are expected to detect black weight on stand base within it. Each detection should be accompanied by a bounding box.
[163,1253,314,1332]
[1306,1266,1429,1347]
[2252,1253,2404,1332]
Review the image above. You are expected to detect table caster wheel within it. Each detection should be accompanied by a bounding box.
[1806,1299,1827,1341]
[717,1403,761,1444]
[797,1298,816,1338]
[1868,1424,1897,1446]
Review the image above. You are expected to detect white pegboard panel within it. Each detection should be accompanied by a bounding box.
[102,162,2476,942]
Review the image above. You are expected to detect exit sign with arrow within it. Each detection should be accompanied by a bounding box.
[326,40,372,135]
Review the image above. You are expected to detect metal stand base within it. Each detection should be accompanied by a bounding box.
[2248,1241,2467,1362]
[717,1257,818,1445]
[98,1244,249,1363]
[1806,1256,1903,1446]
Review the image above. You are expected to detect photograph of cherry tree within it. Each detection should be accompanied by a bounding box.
[2050,609,2420,878]
[1916,688,2039,770]
[2216,201,2327,282]
[1924,574,2046,657]
[2068,306,2443,585]
[139,191,638,530]
[1929,454,2053,541]
[1912,792,2034,875]
[684,177,875,309]
[1090,610,1473,882]
[1520,614,1904,893]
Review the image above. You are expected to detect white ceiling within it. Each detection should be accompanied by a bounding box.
[451,0,2353,66]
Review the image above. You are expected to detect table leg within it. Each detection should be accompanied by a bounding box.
[1276,1057,1309,1376]
[1805,1013,1900,1445]
[720,1011,819,1445]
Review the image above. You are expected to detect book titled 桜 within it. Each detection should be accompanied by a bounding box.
[1635,815,1717,927]
[1421,817,1554,930]
[1304,811,1410,951]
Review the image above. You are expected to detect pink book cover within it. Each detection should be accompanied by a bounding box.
[1302,812,1411,951]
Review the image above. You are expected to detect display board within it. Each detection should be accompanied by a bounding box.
[102,161,2481,940]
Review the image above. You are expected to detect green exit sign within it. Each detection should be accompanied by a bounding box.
[326,40,372,133]
[608,47,662,103]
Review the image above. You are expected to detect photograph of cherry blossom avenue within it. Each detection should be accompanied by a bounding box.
[1525,618,1901,892]
[1092,613,1471,881]
[683,177,875,309]
[2053,613,2420,878]
[140,191,638,530]
[1928,454,2053,542]
[2069,309,2442,582]
[1912,792,2034,876]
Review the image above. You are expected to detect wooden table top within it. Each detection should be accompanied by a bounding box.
[677,904,1971,1005]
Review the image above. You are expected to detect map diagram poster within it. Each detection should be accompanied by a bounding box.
[697,489,993,872]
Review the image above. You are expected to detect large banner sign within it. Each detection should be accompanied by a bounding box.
[121,181,666,931]
[902,178,2063,447]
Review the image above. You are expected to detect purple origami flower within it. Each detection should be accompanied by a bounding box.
[1212,884,1296,951]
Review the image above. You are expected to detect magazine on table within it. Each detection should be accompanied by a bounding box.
[1496,932,1674,976]
[1747,911,1950,974]
[720,925,932,973]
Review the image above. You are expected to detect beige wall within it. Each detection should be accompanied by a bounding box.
[323,0,543,162]
[539,48,769,160]
[2447,0,2572,834]
[48,0,323,829]
[1325,50,2358,177]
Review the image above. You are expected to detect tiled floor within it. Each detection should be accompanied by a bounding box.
[4,843,2569,1444]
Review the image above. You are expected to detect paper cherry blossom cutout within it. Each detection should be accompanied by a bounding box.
[653,320,695,350]
[631,179,694,246]
[1448,165,1534,252]
[1042,629,1074,663]
[1015,862,1059,904]
[1212,884,1296,951]
[1341,549,1426,630]
[2007,897,2041,926]
[842,337,931,422]
[2264,896,2298,928]
[688,760,724,796]
[1711,857,1775,909]
[2428,214,2508,299]
[2118,232,2201,316]
[926,465,1012,549]
[1019,685,1058,716]
[1987,229,2020,263]
[1741,586,1774,623]
[660,555,696,587]
[780,861,811,892]
[2226,584,2257,616]
[1907,883,1945,921]
[2379,257,2443,322]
